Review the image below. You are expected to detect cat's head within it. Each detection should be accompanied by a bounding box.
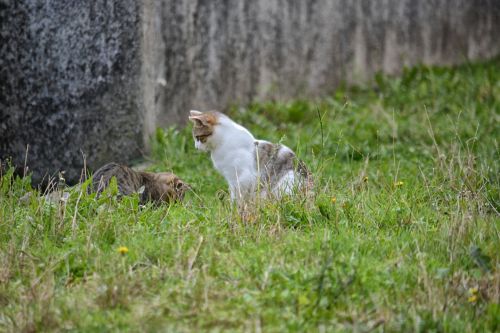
[148,172,191,204]
[188,110,220,152]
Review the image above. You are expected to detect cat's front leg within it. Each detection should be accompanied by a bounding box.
[232,170,256,203]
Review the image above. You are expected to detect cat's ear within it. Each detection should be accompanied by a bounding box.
[189,110,218,126]
[175,179,191,192]
[190,110,203,116]
[189,110,208,126]
[189,115,204,126]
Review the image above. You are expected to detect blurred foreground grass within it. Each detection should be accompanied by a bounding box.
[1,58,499,332]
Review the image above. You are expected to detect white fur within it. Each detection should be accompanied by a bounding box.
[194,139,208,152]
[275,147,297,195]
[273,170,296,196]
[193,112,300,202]
[193,114,256,201]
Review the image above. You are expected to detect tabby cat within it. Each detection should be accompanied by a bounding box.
[91,162,190,204]
[189,110,312,202]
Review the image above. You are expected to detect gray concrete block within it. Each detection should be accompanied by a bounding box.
[1,0,143,185]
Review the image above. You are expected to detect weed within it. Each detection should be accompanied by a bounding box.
[0,58,499,332]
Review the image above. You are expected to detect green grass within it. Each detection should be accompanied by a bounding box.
[1,58,499,332]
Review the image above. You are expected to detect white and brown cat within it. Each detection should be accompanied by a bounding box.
[189,110,312,202]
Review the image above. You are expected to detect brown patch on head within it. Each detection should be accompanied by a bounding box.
[189,110,219,143]
[141,172,191,204]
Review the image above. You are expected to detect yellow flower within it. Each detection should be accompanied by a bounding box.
[331,197,337,204]
[117,246,129,255]
[394,181,404,187]
[363,176,368,183]
[469,287,478,295]
[468,295,477,303]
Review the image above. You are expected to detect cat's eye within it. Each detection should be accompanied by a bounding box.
[196,135,209,143]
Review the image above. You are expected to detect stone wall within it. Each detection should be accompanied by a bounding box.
[144,0,500,129]
[0,0,143,185]
[1,0,500,185]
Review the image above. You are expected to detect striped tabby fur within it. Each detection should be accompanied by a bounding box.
[91,163,190,204]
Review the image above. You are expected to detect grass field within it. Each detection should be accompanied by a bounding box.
[1,58,499,332]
